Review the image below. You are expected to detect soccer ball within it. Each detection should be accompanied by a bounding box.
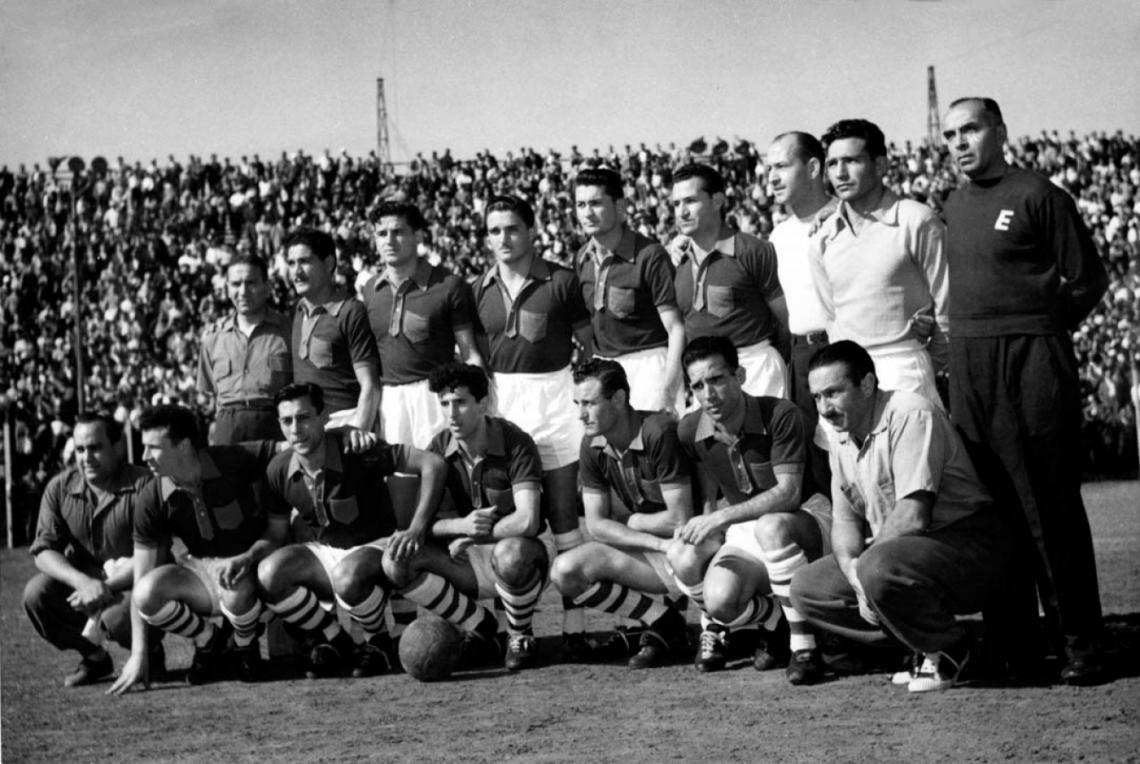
[398,615,462,681]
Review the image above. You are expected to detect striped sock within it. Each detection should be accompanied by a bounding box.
[674,578,714,631]
[266,587,343,642]
[220,600,262,648]
[335,587,390,639]
[141,601,215,645]
[764,543,816,652]
[401,573,497,639]
[570,581,668,625]
[494,577,544,636]
[721,593,780,631]
[388,594,417,639]
[555,530,587,634]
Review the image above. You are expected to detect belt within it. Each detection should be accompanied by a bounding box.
[792,331,828,346]
[219,399,276,411]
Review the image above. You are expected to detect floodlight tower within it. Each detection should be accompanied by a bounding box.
[377,78,392,171]
[927,66,941,146]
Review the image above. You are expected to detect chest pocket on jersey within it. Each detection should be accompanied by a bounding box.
[328,496,360,525]
[606,286,637,319]
[518,309,548,344]
[308,337,335,369]
[746,461,777,493]
[706,285,735,318]
[213,500,244,531]
[402,311,431,344]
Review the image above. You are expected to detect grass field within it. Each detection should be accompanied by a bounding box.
[2,481,1138,762]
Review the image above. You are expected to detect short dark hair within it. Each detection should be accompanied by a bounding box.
[573,168,624,202]
[274,382,325,413]
[374,201,428,232]
[681,335,739,377]
[428,362,490,402]
[485,195,535,229]
[948,96,1005,127]
[572,358,630,401]
[283,227,336,260]
[773,131,825,167]
[225,254,269,281]
[807,340,877,387]
[138,405,202,448]
[821,119,887,159]
[74,411,123,444]
[672,163,726,196]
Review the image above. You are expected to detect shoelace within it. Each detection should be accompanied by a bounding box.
[699,630,725,656]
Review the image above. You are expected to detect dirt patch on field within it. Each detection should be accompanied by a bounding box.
[4,482,1139,763]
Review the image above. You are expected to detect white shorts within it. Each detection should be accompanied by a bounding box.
[467,534,558,599]
[721,494,833,562]
[178,554,227,616]
[492,366,584,471]
[303,538,389,583]
[325,407,381,431]
[738,339,788,399]
[599,346,683,414]
[381,378,447,449]
[869,343,944,411]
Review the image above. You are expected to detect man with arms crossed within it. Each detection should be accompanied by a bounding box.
[24,412,161,687]
[198,253,292,444]
[551,360,692,668]
[809,119,947,407]
[791,341,1002,692]
[942,97,1109,684]
[667,336,829,684]
[574,167,684,412]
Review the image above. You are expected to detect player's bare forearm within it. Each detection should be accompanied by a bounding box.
[626,481,693,537]
[721,471,801,524]
[404,449,447,536]
[589,515,669,553]
[349,361,382,431]
[873,493,933,544]
[491,486,541,539]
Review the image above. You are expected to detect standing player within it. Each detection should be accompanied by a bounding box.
[24,412,162,687]
[286,228,381,443]
[550,360,692,668]
[198,254,292,444]
[670,163,790,398]
[473,195,594,655]
[666,336,829,684]
[791,341,1002,693]
[382,363,550,671]
[766,132,837,496]
[574,168,685,412]
[941,97,1109,684]
[809,119,947,406]
[108,406,280,694]
[363,201,484,448]
[257,382,447,679]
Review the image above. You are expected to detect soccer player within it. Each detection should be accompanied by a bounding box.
[257,382,447,679]
[108,406,280,694]
[473,195,594,656]
[766,132,838,497]
[198,253,292,444]
[791,341,1002,692]
[24,412,162,687]
[382,362,550,671]
[670,163,790,398]
[286,227,381,445]
[363,201,484,448]
[550,360,692,669]
[941,97,1109,685]
[574,167,685,412]
[666,336,830,684]
[808,119,947,407]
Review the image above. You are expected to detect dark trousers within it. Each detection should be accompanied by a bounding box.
[949,334,1103,656]
[24,573,133,655]
[790,511,1003,654]
[213,406,281,445]
[790,333,832,499]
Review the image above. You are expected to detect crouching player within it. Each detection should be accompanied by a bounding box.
[109,406,281,694]
[258,383,447,679]
[382,362,551,672]
[666,336,831,685]
[551,360,693,669]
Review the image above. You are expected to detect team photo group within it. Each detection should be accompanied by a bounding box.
[24,96,1111,704]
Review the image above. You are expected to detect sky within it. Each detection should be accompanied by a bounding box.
[2,0,1137,168]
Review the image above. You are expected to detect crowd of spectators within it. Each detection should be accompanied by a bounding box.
[2,130,1137,541]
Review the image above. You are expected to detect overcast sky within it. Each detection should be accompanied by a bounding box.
[2,0,1137,167]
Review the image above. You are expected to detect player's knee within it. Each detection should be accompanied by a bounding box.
[491,538,543,587]
[702,580,740,623]
[665,538,701,579]
[549,552,585,596]
[382,550,413,589]
[256,551,290,600]
[754,512,796,550]
[131,568,167,615]
[330,560,368,603]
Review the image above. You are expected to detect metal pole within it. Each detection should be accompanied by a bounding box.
[72,195,87,414]
[4,409,13,549]
[125,414,135,465]
[1131,362,1139,479]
